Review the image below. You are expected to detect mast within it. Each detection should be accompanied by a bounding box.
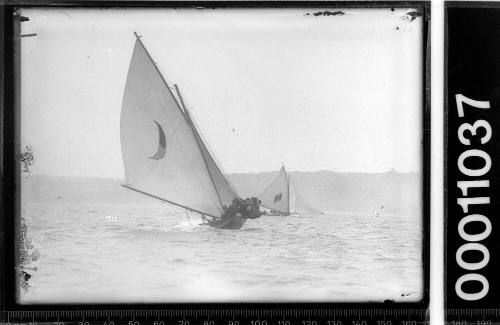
[186,106,241,198]
[287,175,290,214]
[173,84,240,205]
[283,162,290,214]
[174,84,224,208]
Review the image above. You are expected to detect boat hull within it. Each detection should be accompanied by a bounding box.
[208,216,247,229]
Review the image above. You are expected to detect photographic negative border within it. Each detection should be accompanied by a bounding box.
[1,1,430,323]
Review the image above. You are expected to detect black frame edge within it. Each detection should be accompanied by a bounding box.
[0,1,431,316]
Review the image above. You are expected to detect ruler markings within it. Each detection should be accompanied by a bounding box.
[2,307,436,324]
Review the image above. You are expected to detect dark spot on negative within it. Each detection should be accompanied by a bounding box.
[309,10,345,17]
[401,10,423,22]
[14,15,30,22]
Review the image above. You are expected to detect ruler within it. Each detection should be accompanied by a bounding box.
[446,309,500,324]
[1,309,428,325]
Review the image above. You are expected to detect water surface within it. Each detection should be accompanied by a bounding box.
[20,202,423,303]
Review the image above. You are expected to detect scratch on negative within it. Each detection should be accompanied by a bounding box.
[58,10,75,21]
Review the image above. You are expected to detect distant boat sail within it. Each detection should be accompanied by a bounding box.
[120,33,259,229]
[258,165,322,216]
[291,179,323,215]
[258,166,290,215]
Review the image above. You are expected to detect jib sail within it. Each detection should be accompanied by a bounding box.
[184,107,239,210]
[291,180,322,214]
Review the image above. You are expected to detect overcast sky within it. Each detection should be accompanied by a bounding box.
[20,8,423,178]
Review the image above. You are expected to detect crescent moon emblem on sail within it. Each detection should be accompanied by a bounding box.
[148,120,167,160]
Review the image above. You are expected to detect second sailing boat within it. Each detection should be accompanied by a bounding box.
[258,164,322,216]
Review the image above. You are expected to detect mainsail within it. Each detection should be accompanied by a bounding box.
[120,34,238,217]
[258,166,290,214]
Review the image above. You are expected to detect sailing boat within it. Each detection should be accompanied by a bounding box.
[120,33,249,230]
[257,165,322,216]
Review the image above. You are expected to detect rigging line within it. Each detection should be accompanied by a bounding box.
[187,110,240,197]
[163,119,222,214]
[133,33,187,120]
[289,178,296,214]
[122,185,218,218]
[172,104,222,213]
[133,35,222,213]
[257,168,282,197]
[185,209,193,226]
[190,119,224,208]
[174,84,224,208]
[286,170,290,214]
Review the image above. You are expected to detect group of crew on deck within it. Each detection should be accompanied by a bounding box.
[203,197,264,224]
[224,197,264,220]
